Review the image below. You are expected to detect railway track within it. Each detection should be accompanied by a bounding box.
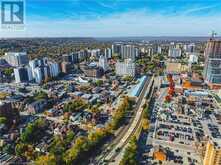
[108,77,154,162]
[98,76,154,164]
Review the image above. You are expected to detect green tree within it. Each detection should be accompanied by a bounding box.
[0,117,7,124]
[63,128,110,164]
[21,118,47,144]
[2,143,13,154]
[49,136,65,155]
[90,106,100,114]
[111,97,132,130]
[63,136,89,165]
[120,136,138,165]
[65,130,75,145]
[63,99,87,113]
[3,68,13,76]
[35,154,56,165]
[15,143,28,157]
[95,80,103,86]
[123,75,133,82]
[34,91,48,101]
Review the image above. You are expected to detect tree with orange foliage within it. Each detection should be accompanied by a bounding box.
[165,95,171,102]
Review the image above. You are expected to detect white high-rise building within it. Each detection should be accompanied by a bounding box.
[26,67,33,81]
[121,45,137,61]
[99,55,108,71]
[13,56,61,84]
[4,52,29,67]
[104,48,112,59]
[29,60,38,70]
[168,48,182,58]
[115,59,135,77]
[14,68,23,83]
[29,59,38,77]
[14,67,32,83]
[157,46,162,54]
[33,67,43,83]
[135,48,139,57]
[112,44,122,55]
[28,58,61,83]
[49,62,60,77]
[147,47,153,56]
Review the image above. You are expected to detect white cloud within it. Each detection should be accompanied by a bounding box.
[182,4,218,15]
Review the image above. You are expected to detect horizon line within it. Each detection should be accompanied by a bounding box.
[0,35,219,39]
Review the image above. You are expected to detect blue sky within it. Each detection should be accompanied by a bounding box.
[1,0,221,37]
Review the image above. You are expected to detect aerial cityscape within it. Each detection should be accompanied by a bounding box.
[1,0,221,165]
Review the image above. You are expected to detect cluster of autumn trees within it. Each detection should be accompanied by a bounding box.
[34,91,48,101]
[33,97,133,164]
[34,125,111,165]
[137,54,165,75]
[26,91,48,104]
[63,99,87,113]
[12,97,133,164]
[21,119,47,143]
[35,130,76,164]
[63,97,133,130]
[11,91,142,165]
[120,136,138,165]
[63,128,110,164]
[123,75,133,82]
[142,103,150,131]
[15,118,48,160]
[111,97,133,130]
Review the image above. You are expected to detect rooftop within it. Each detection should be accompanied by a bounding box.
[128,75,147,97]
